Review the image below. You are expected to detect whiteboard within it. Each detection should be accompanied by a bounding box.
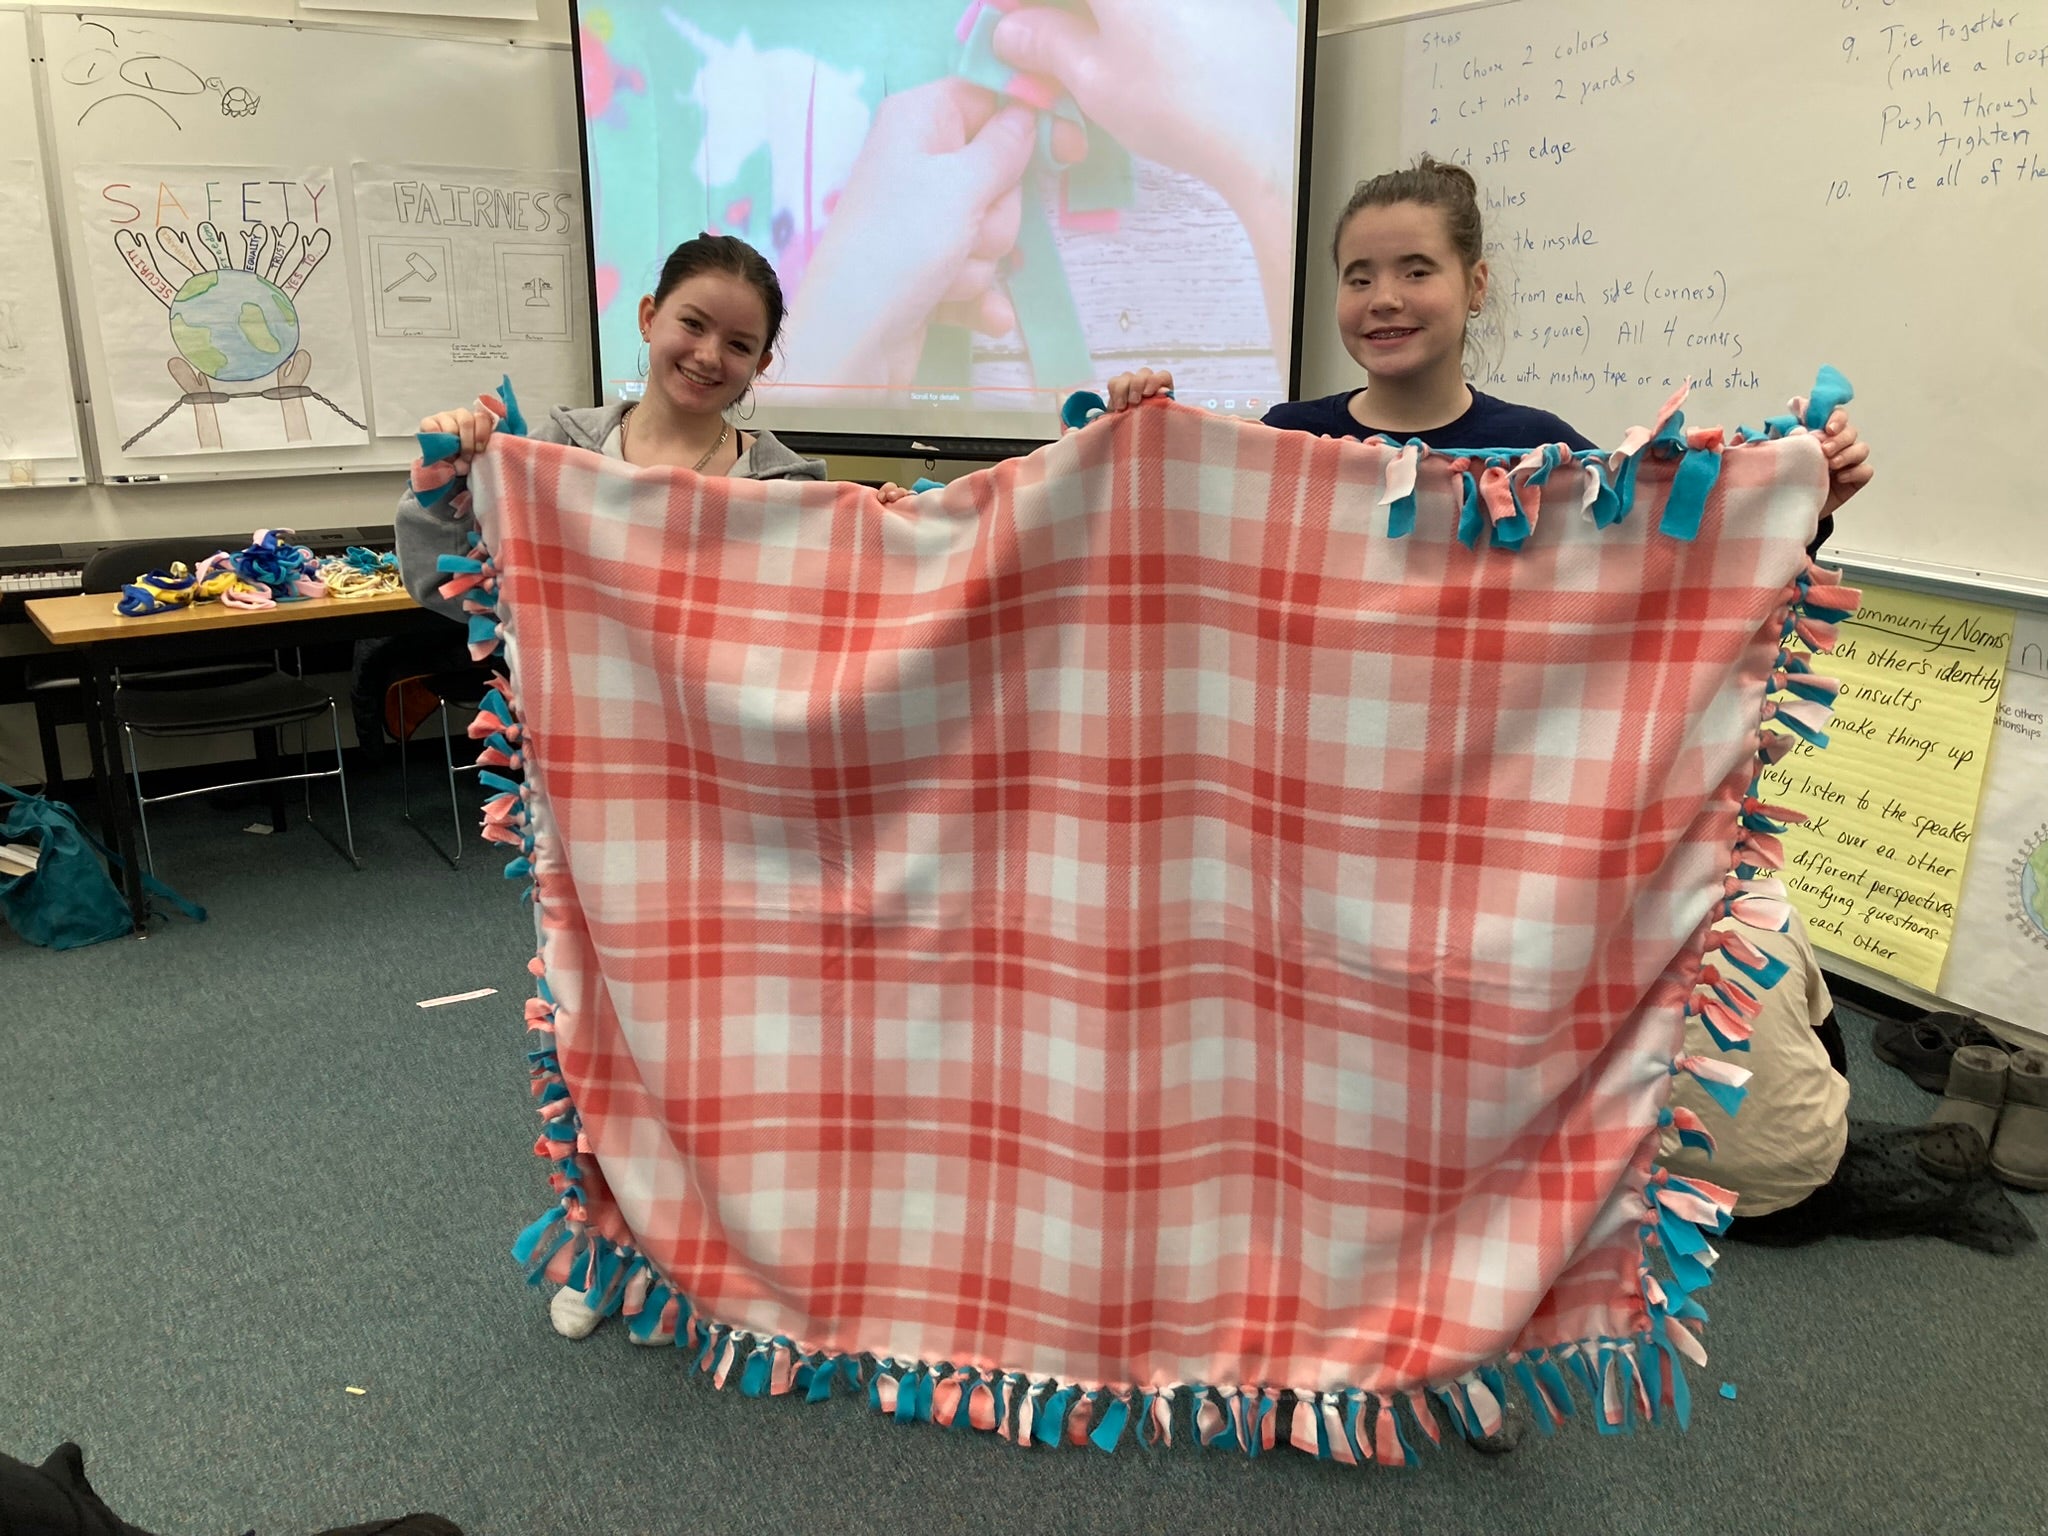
[0,8,87,486]
[1310,0,2048,598]
[36,8,586,484]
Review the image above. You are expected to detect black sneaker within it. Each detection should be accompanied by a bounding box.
[1463,1395,1526,1456]
[1873,1012,2007,1094]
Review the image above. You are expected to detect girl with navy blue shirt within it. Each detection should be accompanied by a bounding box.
[1104,157,1871,544]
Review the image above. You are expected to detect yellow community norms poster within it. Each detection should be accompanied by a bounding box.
[1763,582,2012,992]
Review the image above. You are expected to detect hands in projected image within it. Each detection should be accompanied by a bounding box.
[993,0,1299,366]
[989,0,1296,208]
[782,3,1298,398]
[786,77,1062,392]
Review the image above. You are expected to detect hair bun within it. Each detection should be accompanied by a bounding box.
[1333,155,1486,271]
[1413,154,1478,195]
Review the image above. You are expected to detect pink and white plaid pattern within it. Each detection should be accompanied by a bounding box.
[471,401,1830,1418]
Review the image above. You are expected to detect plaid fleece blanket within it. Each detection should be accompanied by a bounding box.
[443,379,1856,1460]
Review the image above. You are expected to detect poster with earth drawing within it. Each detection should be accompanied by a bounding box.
[75,164,368,455]
[1942,610,2048,1034]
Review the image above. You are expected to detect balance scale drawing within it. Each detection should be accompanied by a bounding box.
[496,244,569,340]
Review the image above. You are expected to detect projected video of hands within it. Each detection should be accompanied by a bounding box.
[582,0,1303,430]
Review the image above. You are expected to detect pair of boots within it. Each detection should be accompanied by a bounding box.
[1919,1046,2048,1189]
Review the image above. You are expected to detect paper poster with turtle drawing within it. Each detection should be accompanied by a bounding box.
[74,164,368,455]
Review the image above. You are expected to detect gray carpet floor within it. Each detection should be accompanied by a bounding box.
[5,772,2042,1535]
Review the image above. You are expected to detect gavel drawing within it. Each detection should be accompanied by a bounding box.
[383,251,439,292]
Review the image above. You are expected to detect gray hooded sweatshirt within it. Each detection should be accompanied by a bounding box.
[395,400,826,622]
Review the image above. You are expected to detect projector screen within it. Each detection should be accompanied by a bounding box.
[575,0,1317,447]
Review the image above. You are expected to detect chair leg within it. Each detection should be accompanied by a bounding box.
[33,701,64,794]
[440,702,465,867]
[398,698,413,820]
[330,701,360,870]
[254,728,288,833]
[122,724,157,877]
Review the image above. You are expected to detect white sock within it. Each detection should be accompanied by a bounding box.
[628,1312,676,1347]
[547,1284,604,1340]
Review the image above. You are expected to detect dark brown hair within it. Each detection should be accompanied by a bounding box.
[1331,154,1485,275]
[652,234,786,358]
[1331,155,1493,375]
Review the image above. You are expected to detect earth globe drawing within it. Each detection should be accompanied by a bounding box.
[167,267,300,383]
[2023,833,2048,942]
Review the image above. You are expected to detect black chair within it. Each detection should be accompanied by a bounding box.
[79,537,358,876]
[22,654,84,792]
[391,672,492,868]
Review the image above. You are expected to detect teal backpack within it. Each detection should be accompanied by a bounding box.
[0,781,204,949]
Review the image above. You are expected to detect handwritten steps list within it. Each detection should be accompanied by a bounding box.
[1762,582,2012,990]
[1409,17,1755,410]
[1405,2,2048,420]
[1837,3,2046,204]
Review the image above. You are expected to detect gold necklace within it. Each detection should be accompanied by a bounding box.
[692,421,731,473]
[625,407,730,472]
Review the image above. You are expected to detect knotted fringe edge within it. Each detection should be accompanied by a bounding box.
[418,375,525,664]
[1342,362,1854,551]
[511,1199,1729,1461]
[473,374,1862,1463]
[1632,513,1861,1429]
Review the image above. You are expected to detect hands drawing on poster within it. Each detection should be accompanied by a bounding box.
[110,219,363,450]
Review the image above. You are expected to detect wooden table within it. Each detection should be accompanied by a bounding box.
[27,587,422,645]
[27,587,445,929]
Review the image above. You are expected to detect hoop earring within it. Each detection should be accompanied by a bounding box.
[734,384,757,423]
[636,341,648,378]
